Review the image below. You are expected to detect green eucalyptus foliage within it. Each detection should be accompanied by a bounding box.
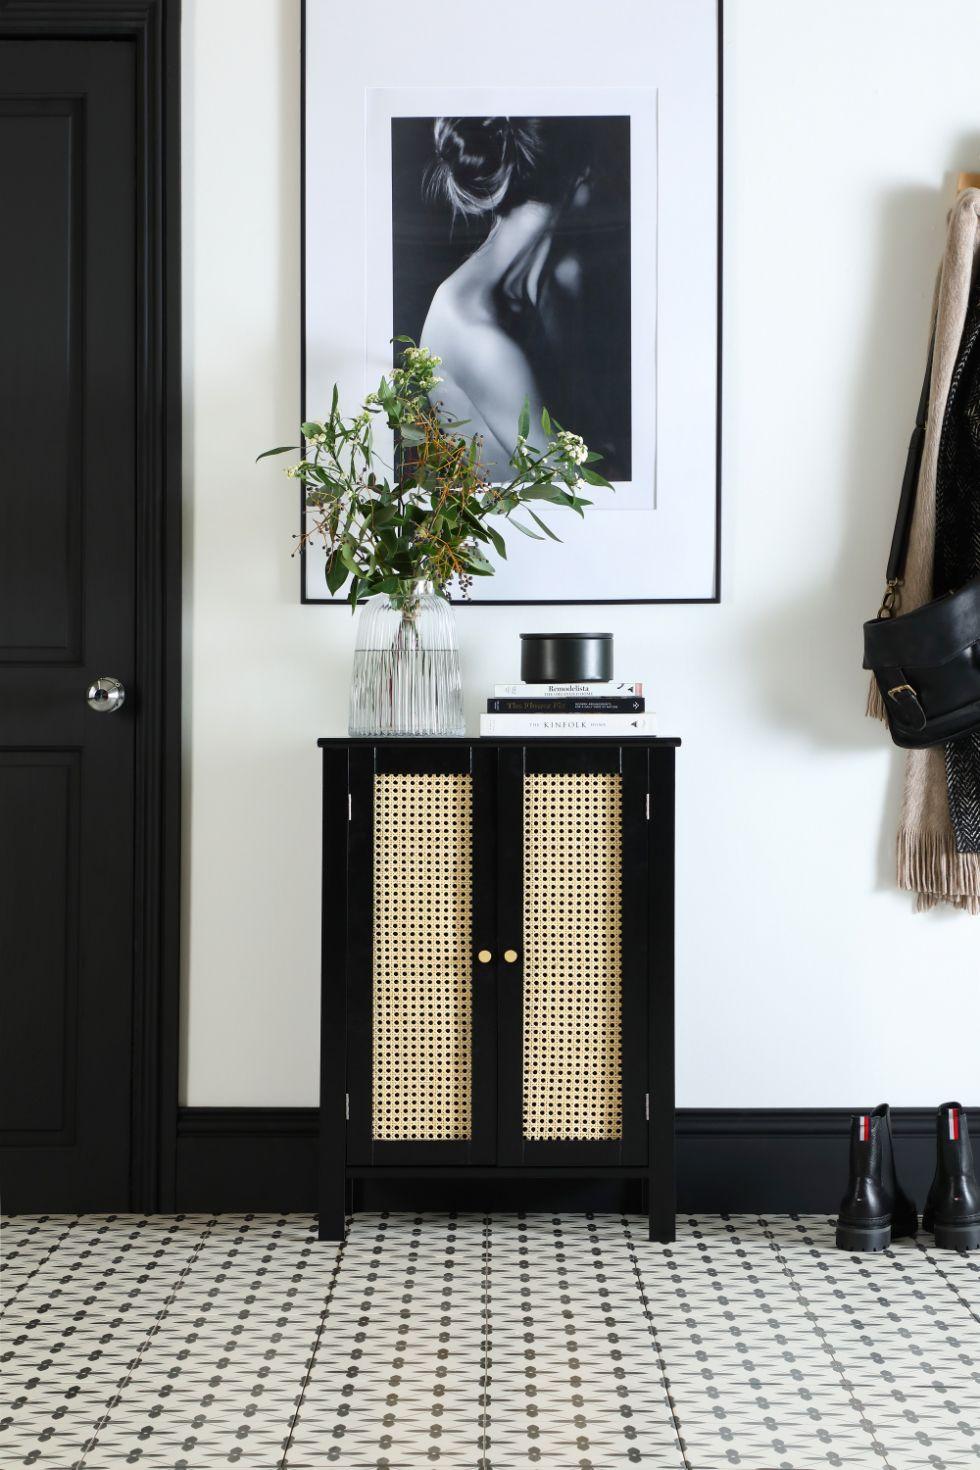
[258,341,612,607]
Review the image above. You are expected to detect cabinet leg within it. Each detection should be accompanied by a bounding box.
[648,1173,675,1244]
[318,1174,348,1242]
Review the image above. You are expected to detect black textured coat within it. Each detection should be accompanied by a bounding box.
[935,286,980,851]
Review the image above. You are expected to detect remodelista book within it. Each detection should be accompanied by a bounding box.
[488,696,645,714]
[480,713,656,737]
[492,681,643,697]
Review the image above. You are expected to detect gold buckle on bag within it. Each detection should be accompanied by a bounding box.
[887,683,917,700]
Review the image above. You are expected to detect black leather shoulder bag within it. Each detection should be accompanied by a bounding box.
[863,339,980,749]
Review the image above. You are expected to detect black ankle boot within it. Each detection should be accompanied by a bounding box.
[922,1102,980,1252]
[835,1104,917,1252]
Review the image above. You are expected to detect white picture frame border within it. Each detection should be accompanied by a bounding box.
[301,0,722,605]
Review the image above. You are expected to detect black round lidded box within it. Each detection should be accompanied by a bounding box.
[520,632,613,684]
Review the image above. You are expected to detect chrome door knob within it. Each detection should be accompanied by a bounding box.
[86,676,126,713]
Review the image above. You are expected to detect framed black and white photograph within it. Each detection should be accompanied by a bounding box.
[303,0,721,603]
[386,109,636,487]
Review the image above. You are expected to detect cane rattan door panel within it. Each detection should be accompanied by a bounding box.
[522,772,623,1142]
[343,743,497,1168]
[495,743,650,1168]
[371,771,473,1142]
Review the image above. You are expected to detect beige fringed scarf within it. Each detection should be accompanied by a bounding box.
[869,189,980,911]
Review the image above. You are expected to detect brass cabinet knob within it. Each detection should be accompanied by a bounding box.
[477,949,492,964]
[503,949,519,964]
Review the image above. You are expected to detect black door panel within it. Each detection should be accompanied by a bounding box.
[0,40,137,1209]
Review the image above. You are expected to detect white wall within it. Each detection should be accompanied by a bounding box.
[182,0,980,1108]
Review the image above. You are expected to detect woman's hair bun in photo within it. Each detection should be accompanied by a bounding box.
[426,117,542,218]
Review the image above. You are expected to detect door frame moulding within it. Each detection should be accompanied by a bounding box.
[0,0,183,1211]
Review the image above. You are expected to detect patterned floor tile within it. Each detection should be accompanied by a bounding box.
[483,1214,683,1468]
[288,1213,485,1467]
[762,1213,980,1470]
[0,1216,77,1312]
[0,1215,210,1470]
[74,1216,334,1469]
[634,1215,895,1469]
[2,1212,978,1470]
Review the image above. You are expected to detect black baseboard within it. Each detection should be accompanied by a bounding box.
[175,1107,955,1216]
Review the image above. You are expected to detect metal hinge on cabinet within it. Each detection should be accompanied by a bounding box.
[645,792,651,820]
[345,1092,350,1121]
[645,1093,650,1121]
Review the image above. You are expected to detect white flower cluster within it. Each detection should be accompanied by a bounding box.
[392,344,443,393]
[285,460,312,479]
[402,345,442,371]
[556,430,589,465]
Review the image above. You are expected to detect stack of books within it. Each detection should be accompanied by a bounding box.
[479,681,654,737]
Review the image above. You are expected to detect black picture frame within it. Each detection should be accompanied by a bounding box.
[299,0,723,606]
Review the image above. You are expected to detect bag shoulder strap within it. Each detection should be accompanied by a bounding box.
[885,336,935,585]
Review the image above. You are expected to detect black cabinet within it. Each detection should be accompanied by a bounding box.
[318,737,678,1241]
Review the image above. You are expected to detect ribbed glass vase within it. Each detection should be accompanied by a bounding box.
[348,581,464,737]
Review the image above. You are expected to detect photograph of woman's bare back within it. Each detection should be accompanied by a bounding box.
[391,115,632,482]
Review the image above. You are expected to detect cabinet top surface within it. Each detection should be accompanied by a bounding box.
[317,736,681,748]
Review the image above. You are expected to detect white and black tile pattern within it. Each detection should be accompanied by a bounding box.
[1,1213,977,1468]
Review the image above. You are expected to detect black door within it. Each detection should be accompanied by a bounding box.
[0,40,138,1209]
[496,744,650,1167]
[345,743,498,1167]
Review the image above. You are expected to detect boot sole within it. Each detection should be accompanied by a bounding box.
[932,1220,980,1252]
[835,1220,892,1252]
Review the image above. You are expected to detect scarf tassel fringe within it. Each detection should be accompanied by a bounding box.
[866,675,888,723]
[897,828,980,914]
